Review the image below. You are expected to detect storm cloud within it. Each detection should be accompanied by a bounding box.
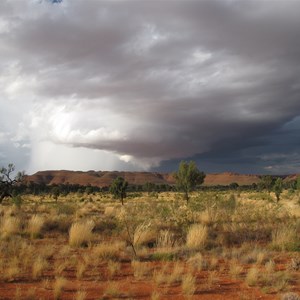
[1,0,300,174]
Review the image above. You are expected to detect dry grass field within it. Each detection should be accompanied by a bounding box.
[1,190,300,299]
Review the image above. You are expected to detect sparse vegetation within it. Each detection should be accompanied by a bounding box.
[0,177,298,299]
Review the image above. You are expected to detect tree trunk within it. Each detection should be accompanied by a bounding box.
[184,190,189,203]
[121,196,124,205]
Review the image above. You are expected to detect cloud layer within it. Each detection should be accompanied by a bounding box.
[1,0,300,174]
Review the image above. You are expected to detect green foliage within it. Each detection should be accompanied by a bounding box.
[260,175,274,193]
[273,178,283,202]
[143,182,156,194]
[150,252,176,261]
[174,161,205,202]
[109,177,128,205]
[229,182,239,190]
[51,186,60,202]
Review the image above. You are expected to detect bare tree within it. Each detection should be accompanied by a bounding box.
[0,164,24,203]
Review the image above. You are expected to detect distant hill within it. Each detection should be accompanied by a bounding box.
[24,170,264,187]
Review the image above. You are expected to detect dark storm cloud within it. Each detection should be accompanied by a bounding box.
[1,0,300,173]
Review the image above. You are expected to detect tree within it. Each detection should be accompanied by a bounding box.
[260,175,274,193]
[0,164,24,203]
[51,186,60,202]
[109,177,128,205]
[229,182,239,190]
[173,161,205,203]
[273,178,283,202]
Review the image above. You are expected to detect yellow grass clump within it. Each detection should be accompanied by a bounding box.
[271,226,298,251]
[74,290,87,300]
[53,277,67,300]
[27,215,44,238]
[186,224,208,250]
[32,256,48,279]
[246,266,259,286]
[131,260,151,279]
[69,220,94,247]
[181,273,196,296]
[93,241,125,260]
[1,216,20,238]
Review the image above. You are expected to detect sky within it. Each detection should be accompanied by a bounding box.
[1,0,300,175]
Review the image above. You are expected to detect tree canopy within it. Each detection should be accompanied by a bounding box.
[173,161,205,202]
[109,176,128,205]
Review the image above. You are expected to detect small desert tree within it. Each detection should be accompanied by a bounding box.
[110,176,128,205]
[0,164,24,203]
[174,161,205,203]
[273,178,283,202]
[260,175,274,194]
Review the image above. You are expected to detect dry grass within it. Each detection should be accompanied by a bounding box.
[69,220,94,247]
[27,215,44,238]
[156,230,176,250]
[265,260,275,274]
[186,224,208,250]
[153,265,170,286]
[229,259,243,279]
[53,277,67,300]
[246,266,259,286]
[131,260,151,279]
[14,286,22,300]
[168,262,183,285]
[271,226,298,251]
[107,260,121,278]
[32,256,48,279]
[93,241,125,260]
[4,256,20,282]
[133,222,155,247]
[181,273,196,296]
[104,281,120,298]
[187,253,206,271]
[76,262,87,279]
[74,290,87,300]
[151,291,161,300]
[0,190,299,299]
[1,216,20,238]
[54,261,68,277]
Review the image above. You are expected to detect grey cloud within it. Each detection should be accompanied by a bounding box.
[1,0,300,173]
